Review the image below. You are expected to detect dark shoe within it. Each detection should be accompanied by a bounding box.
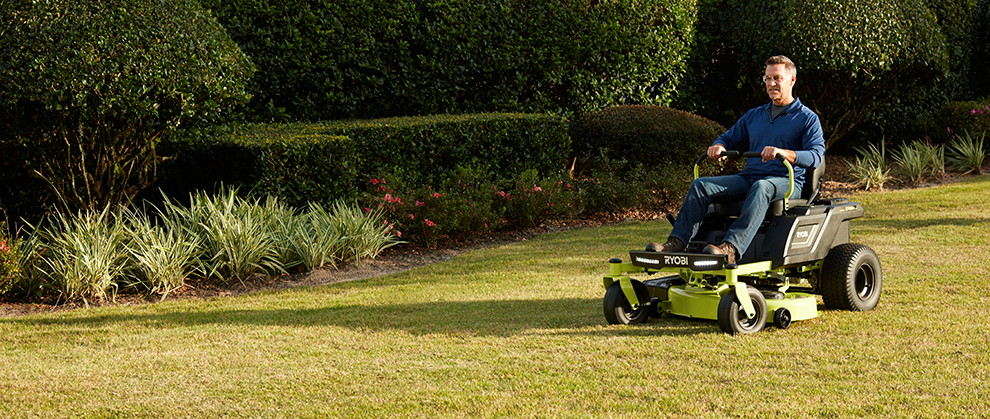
[646,237,685,253]
[703,242,737,264]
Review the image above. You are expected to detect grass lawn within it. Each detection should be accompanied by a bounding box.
[2,176,990,418]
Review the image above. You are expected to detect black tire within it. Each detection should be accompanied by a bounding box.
[773,308,792,330]
[603,280,651,325]
[819,243,882,311]
[717,286,768,335]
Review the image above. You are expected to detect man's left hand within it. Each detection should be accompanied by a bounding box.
[761,146,796,164]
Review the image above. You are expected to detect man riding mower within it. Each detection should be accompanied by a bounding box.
[600,151,882,334]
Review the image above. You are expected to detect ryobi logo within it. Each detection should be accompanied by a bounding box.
[664,255,689,266]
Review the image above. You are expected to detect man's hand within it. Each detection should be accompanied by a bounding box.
[708,144,727,161]
[761,146,796,164]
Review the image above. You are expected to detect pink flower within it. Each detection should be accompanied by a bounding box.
[409,213,415,220]
[396,231,402,237]
[415,200,424,207]
[425,219,436,227]
[432,192,441,198]
[384,193,393,203]
[534,186,543,192]
[364,207,372,212]
[370,178,380,185]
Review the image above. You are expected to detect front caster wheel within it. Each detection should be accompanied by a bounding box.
[717,287,767,335]
[603,280,651,325]
[773,308,792,329]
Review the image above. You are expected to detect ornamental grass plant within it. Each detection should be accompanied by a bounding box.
[945,130,987,174]
[32,208,129,304]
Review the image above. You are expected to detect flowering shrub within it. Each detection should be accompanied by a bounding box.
[0,223,22,295]
[366,166,503,247]
[503,170,577,228]
[365,166,582,246]
[941,100,990,143]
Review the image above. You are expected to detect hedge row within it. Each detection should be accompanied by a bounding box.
[322,113,570,188]
[156,113,570,206]
[199,0,697,121]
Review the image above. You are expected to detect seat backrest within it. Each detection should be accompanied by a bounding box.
[801,161,826,203]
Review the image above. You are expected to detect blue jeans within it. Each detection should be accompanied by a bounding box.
[669,175,798,256]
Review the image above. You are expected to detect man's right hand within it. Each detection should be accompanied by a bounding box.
[708,144,727,161]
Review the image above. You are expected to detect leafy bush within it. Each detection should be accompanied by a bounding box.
[325,113,570,189]
[366,167,504,247]
[159,124,360,207]
[123,209,201,300]
[937,100,990,144]
[199,0,697,121]
[571,106,725,171]
[685,0,949,149]
[502,170,578,228]
[570,106,727,207]
[0,223,22,295]
[0,0,254,215]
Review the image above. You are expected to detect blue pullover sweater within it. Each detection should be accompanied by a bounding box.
[712,97,826,192]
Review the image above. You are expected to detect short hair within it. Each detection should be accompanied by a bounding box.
[766,55,797,76]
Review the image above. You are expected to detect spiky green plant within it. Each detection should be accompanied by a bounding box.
[327,201,402,268]
[848,140,892,191]
[181,188,282,282]
[34,208,129,304]
[122,209,201,300]
[288,202,346,271]
[893,140,943,184]
[259,198,304,270]
[946,130,986,175]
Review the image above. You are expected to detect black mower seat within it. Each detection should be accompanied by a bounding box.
[712,161,825,219]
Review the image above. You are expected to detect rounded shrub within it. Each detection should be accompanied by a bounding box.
[571,105,726,173]
[0,0,254,216]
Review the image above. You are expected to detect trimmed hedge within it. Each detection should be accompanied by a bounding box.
[324,113,571,188]
[155,113,570,206]
[199,0,697,121]
[571,106,726,172]
[157,124,359,207]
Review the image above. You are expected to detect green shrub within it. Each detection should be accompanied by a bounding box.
[159,124,360,207]
[571,106,725,170]
[0,223,21,295]
[366,166,505,247]
[503,170,578,228]
[570,106,726,206]
[937,100,990,144]
[684,0,949,149]
[123,209,201,300]
[0,0,254,215]
[200,0,697,121]
[325,113,570,189]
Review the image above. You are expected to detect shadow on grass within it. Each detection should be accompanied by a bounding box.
[7,297,721,337]
[856,217,990,230]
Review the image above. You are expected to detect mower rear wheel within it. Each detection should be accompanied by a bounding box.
[603,280,651,325]
[819,243,882,311]
[717,287,767,335]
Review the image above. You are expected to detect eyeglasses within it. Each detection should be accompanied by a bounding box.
[763,75,790,84]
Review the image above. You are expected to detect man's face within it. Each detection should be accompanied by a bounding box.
[764,64,796,105]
